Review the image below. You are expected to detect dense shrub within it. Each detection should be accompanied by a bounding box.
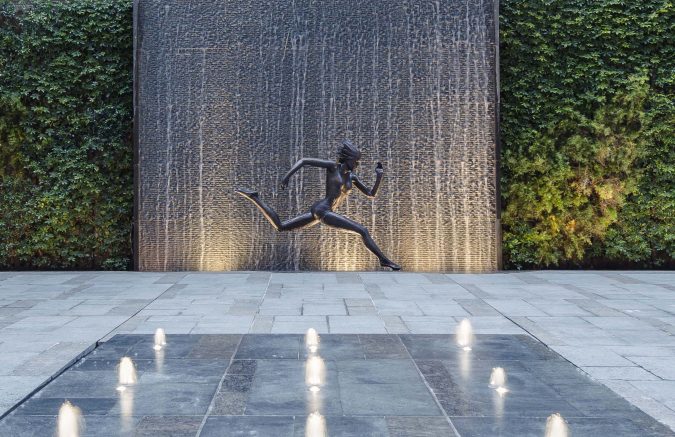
[500,0,674,269]
[0,0,133,269]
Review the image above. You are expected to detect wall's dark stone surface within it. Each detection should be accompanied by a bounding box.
[135,0,499,272]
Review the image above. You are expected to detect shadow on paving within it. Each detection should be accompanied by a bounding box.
[1,334,672,436]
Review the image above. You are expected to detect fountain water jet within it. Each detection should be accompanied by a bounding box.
[117,356,137,391]
[545,413,569,437]
[455,319,473,351]
[57,401,83,437]
[489,367,508,396]
[305,328,320,354]
[153,328,167,351]
[305,411,327,437]
[305,356,326,392]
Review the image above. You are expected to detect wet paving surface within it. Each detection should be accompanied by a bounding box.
[1,334,672,436]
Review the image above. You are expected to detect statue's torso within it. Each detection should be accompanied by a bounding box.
[326,166,352,210]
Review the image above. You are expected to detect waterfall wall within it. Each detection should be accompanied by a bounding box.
[134,0,500,272]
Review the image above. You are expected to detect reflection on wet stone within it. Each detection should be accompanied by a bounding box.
[2,334,673,437]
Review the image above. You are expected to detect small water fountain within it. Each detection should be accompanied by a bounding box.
[305,411,327,437]
[489,367,508,396]
[305,356,326,393]
[57,401,83,437]
[153,328,167,351]
[455,319,473,351]
[545,413,569,437]
[117,357,137,391]
[305,328,320,354]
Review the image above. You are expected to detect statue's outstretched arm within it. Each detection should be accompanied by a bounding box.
[354,162,384,198]
[281,158,335,189]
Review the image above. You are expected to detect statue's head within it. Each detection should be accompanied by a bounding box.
[338,140,361,170]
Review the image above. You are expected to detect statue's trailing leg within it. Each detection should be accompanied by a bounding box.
[235,189,318,231]
[320,211,401,271]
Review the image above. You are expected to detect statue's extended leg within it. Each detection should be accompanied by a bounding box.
[280,212,319,231]
[236,189,318,231]
[320,211,401,271]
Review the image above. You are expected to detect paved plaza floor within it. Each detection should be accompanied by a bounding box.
[0,271,674,435]
[1,333,671,436]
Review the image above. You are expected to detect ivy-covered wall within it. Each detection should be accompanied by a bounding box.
[500,0,674,269]
[0,0,133,269]
[0,0,672,270]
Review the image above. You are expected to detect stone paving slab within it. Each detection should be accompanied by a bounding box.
[0,271,674,432]
[2,334,673,436]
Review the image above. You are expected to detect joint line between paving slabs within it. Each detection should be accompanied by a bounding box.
[249,272,274,332]
[480,299,580,368]
[196,334,246,436]
[401,335,462,437]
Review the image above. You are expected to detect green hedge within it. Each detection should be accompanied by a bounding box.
[500,0,674,269]
[0,0,133,269]
[0,0,672,269]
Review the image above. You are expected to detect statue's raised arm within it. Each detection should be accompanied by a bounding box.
[353,162,384,198]
[281,158,336,189]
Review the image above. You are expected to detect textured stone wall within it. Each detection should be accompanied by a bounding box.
[135,0,499,272]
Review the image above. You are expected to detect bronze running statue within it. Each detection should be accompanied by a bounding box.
[236,140,401,270]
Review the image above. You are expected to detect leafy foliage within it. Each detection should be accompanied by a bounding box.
[500,0,674,269]
[0,0,133,269]
[0,0,672,270]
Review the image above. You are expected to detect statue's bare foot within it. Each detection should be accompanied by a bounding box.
[380,260,401,271]
[235,188,259,198]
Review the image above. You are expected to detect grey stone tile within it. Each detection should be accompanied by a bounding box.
[37,370,119,398]
[426,361,582,418]
[416,302,470,317]
[451,417,674,437]
[300,334,365,360]
[303,303,347,315]
[235,334,301,359]
[385,416,455,437]
[329,315,387,334]
[0,415,57,437]
[335,272,362,284]
[550,381,652,419]
[109,383,216,416]
[187,334,241,359]
[551,346,634,367]
[627,356,675,380]
[631,381,675,408]
[209,389,248,415]
[340,382,441,416]
[485,299,547,316]
[245,360,342,415]
[201,416,295,437]
[401,334,559,362]
[582,366,660,381]
[402,316,459,334]
[346,305,378,315]
[0,415,142,437]
[210,374,253,415]
[250,315,274,333]
[12,397,117,416]
[227,360,257,375]
[337,360,422,385]
[294,415,390,437]
[134,415,201,436]
[359,334,409,359]
[345,298,375,307]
